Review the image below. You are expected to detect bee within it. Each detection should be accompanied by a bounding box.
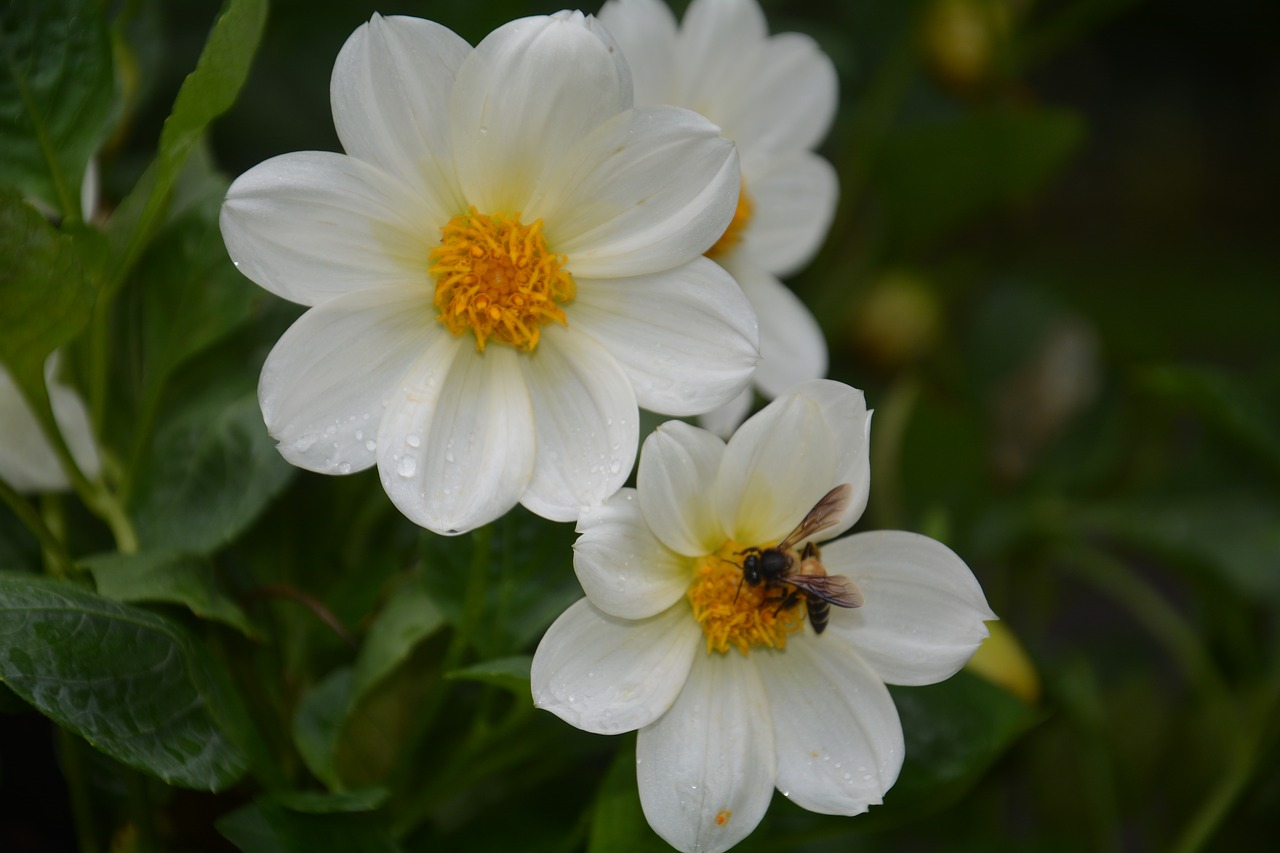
[737,483,865,633]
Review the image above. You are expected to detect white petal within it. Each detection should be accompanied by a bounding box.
[794,379,872,541]
[821,531,996,686]
[638,421,726,557]
[0,359,98,492]
[535,106,740,278]
[713,390,839,544]
[258,287,439,475]
[597,0,679,106]
[450,13,630,215]
[47,363,100,482]
[330,14,468,217]
[637,651,775,853]
[378,343,535,535]
[570,259,758,416]
[575,489,692,619]
[696,385,756,440]
[517,327,638,522]
[221,152,432,305]
[740,151,839,277]
[756,637,904,815]
[719,256,827,398]
[532,597,700,734]
[718,32,838,161]
[672,0,768,121]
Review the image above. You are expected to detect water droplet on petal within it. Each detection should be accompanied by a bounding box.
[398,457,417,477]
[406,434,421,448]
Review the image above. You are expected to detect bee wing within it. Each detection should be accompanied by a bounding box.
[783,573,865,609]
[777,483,853,552]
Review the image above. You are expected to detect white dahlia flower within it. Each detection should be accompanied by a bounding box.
[532,379,994,852]
[221,12,759,534]
[598,0,839,433]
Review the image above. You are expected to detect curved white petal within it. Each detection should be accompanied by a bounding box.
[756,637,904,815]
[535,106,740,277]
[575,489,692,619]
[378,342,535,535]
[0,359,98,493]
[718,31,838,161]
[672,0,768,121]
[597,0,678,106]
[719,256,827,399]
[221,152,432,306]
[258,287,439,475]
[696,385,755,440]
[821,531,995,686]
[740,151,839,277]
[517,326,638,522]
[794,379,872,540]
[532,597,700,734]
[638,421,727,557]
[330,14,468,217]
[450,13,630,215]
[637,651,775,853]
[713,390,839,545]
[570,259,758,416]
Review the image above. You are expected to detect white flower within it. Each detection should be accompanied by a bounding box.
[220,13,759,534]
[598,0,839,433]
[532,380,994,852]
[0,356,100,493]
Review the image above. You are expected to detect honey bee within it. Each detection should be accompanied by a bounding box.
[737,483,865,633]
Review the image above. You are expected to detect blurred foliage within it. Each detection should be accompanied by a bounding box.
[2,0,1278,851]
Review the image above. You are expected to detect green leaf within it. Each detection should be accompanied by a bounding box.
[588,738,668,853]
[217,796,400,853]
[292,667,353,791]
[1141,365,1280,482]
[0,0,115,216]
[80,549,255,636]
[0,191,96,393]
[446,655,533,696]
[349,576,446,706]
[880,672,1036,816]
[1081,493,1280,602]
[129,390,294,555]
[0,572,249,790]
[106,0,268,286]
[874,106,1084,246]
[273,787,390,814]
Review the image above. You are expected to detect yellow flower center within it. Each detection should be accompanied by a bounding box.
[687,540,806,655]
[705,179,754,259]
[429,207,576,351]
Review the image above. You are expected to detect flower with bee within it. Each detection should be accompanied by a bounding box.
[532,380,995,852]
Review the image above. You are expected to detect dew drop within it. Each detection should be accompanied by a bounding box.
[355,430,363,441]
[398,457,417,478]
[445,451,455,463]
[338,462,352,474]
[365,440,377,452]
[406,434,421,448]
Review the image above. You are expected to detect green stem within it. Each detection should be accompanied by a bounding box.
[1059,544,1228,700]
[125,769,160,852]
[0,478,75,576]
[57,727,101,853]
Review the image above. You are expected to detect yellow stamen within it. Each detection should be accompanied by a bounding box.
[687,540,806,655]
[705,179,754,259]
[429,207,575,351]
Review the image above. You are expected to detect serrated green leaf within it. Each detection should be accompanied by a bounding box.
[0,191,95,394]
[447,655,533,696]
[107,0,267,287]
[0,0,115,216]
[350,577,445,706]
[129,390,293,555]
[875,106,1084,246]
[80,549,255,636]
[217,796,400,853]
[0,572,250,790]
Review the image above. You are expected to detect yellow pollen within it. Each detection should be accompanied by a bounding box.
[429,207,575,351]
[687,540,806,656]
[705,179,754,259]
